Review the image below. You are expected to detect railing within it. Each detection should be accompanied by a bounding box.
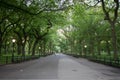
[0,54,51,65]
[66,53,120,67]
[87,55,120,67]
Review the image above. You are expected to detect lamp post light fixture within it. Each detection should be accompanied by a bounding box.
[12,39,16,43]
[39,47,41,57]
[84,45,87,57]
[84,45,87,48]
[12,39,16,63]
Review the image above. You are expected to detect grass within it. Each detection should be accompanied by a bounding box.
[0,53,49,65]
[0,55,12,64]
[67,52,120,67]
[85,53,120,67]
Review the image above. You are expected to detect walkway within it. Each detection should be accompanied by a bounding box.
[0,53,120,80]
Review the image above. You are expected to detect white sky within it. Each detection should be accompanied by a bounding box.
[59,0,73,7]
[57,29,65,38]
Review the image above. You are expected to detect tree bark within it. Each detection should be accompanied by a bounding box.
[28,41,32,54]
[89,39,94,55]
[32,39,39,56]
[106,40,111,55]
[22,43,25,56]
[0,43,2,55]
[111,23,117,59]
[0,32,3,55]
[17,42,22,55]
[4,40,7,54]
[43,41,46,55]
[97,40,101,55]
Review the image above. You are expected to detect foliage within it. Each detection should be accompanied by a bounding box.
[0,0,120,65]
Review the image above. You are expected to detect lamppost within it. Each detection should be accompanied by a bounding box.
[12,39,16,63]
[39,47,41,57]
[84,45,87,57]
[84,45,87,48]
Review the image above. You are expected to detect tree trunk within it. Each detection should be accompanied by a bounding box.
[106,40,111,55]
[28,41,31,54]
[81,44,84,56]
[97,40,101,55]
[32,39,39,56]
[89,39,94,55]
[4,40,7,54]
[101,0,119,59]
[17,42,22,55]
[111,23,118,59]
[0,42,2,55]
[0,35,2,55]
[43,42,46,55]
[41,44,43,55]
[0,43,2,55]
[22,43,25,56]
[49,42,52,54]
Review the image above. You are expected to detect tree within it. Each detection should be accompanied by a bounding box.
[101,0,119,59]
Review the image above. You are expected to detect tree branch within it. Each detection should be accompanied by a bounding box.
[0,0,70,16]
[2,18,21,35]
[113,0,119,23]
[83,0,100,8]
[0,0,45,15]
[101,0,111,22]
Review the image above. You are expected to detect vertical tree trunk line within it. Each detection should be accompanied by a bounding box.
[22,43,25,56]
[43,41,46,55]
[97,40,101,55]
[32,39,39,56]
[110,23,118,59]
[0,32,3,55]
[17,42,22,55]
[28,41,32,54]
[0,42,2,55]
[106,40,111,55]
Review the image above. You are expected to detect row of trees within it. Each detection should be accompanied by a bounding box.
[0,0,120,61]
[58,0,120,60]
[0,0,70,57]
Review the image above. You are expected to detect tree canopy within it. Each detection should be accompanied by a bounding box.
[0,0,120,62]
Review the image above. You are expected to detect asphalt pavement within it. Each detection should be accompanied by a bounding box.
[0,53,120,80]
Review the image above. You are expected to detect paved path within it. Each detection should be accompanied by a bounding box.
[0,53,120,80]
